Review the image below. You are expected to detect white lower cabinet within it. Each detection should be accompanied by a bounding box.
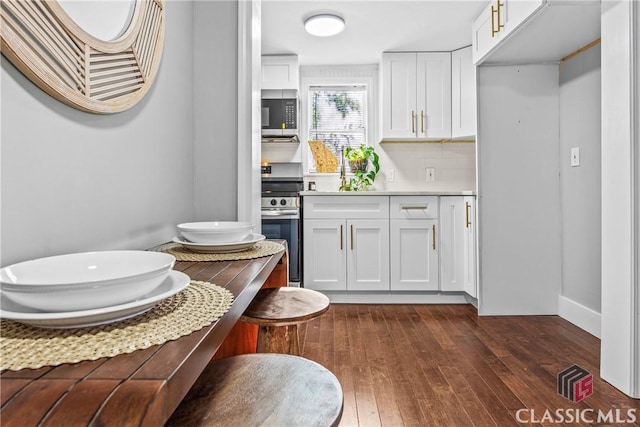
[303,219,346,291]
[303,196,389,291]
[303,195,476,297]
[390,219,439,291]
[389,196,439,290]
[439,197,465,291]
[346,220,390,291]
[463,196,477,298]
[439,196,477,296]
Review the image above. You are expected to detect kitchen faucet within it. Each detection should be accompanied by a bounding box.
[340,146,347,190]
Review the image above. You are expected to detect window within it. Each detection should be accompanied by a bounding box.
[307,85,367,173]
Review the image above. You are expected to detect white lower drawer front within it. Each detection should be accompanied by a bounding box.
[304,196,389,219]
[390,196,439,219]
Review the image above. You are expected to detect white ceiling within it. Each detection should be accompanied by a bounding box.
[261,0,488,65]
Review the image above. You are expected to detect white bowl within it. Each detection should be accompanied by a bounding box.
[0,250,175,312]
[177,221,254,244]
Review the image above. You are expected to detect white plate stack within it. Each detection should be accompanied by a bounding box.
[174,221,265,253]
[0,251,190,328]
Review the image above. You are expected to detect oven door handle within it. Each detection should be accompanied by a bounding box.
[261,210,300,218]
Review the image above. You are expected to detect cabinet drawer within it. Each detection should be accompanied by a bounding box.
[390,196,439,219]
[303,196,389,219]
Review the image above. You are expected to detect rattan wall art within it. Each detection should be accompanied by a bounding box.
[1,0,165,114]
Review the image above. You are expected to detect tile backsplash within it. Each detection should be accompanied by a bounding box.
[262,141,476,193]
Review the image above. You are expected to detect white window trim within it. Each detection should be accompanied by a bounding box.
[300,65,379,175]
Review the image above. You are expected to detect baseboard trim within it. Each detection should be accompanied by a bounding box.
[316,292,469,304]
[558,295,601,338]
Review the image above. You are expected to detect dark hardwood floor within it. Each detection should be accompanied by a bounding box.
[298,304,640,427]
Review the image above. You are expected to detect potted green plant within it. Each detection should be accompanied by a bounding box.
[340,144,380,191]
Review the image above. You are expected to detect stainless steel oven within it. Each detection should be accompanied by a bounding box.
[261,163,303,283]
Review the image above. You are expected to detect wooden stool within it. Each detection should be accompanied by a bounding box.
[240,287,330,355]
[167,353,344,427]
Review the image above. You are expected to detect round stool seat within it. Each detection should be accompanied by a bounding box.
[167,353,344,427]
[241,287,330,355]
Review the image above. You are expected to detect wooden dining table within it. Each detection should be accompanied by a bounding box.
[0,241,288,427]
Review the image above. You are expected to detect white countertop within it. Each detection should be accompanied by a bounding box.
[300,190,476,196]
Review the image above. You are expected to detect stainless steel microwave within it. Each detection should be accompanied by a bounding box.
[261,89,298,137]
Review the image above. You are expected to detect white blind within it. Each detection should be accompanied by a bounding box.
[308,85,367,173]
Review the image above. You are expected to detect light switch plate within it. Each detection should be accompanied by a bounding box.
[571,147,580,167]
[386,169,395,182]
[426,167,435,181]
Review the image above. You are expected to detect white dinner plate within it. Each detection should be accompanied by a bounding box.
[172,233,266,253]
[0,270,190,329]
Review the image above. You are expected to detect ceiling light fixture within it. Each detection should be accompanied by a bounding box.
[304,14,345,37]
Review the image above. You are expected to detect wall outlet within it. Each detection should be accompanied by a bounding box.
[426,167,436,182]
[571,147,580,167]
[386,168,395,182]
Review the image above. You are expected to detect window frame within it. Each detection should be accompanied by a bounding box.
[300,66,378,175]
[307,85,368,173]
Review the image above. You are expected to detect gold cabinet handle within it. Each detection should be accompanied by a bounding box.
[401,205,428,210]
[491,5,500,37]
[411,110,416,134]
[491,1,504,37]
[340,224,343,250]
[465,202,471,228]
[350,224,354,250]
[491,4,497,37]
[421,110,425,134]
[432,224,436,250]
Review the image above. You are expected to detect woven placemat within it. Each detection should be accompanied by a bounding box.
[0,281,233,371]
[160,240,285,262]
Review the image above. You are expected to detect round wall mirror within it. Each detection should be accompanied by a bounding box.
[57,0,136,42]
[0,0,166,114]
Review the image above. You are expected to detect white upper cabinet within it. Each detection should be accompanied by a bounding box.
[503,0,546,32]
[416,52,452,139]
[382,53,416,139]
[261,55,299,90]
[472,0,507,65]
[472,0,545,64]
[472,0,601,65]
[451,46,476,139]
[382,52,452,140]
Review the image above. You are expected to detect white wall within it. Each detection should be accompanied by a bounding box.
[476,65,562,315]
[0,2,195,266]
[193,1,239,221]
[57,1,136,41]
[558,44,602,335]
